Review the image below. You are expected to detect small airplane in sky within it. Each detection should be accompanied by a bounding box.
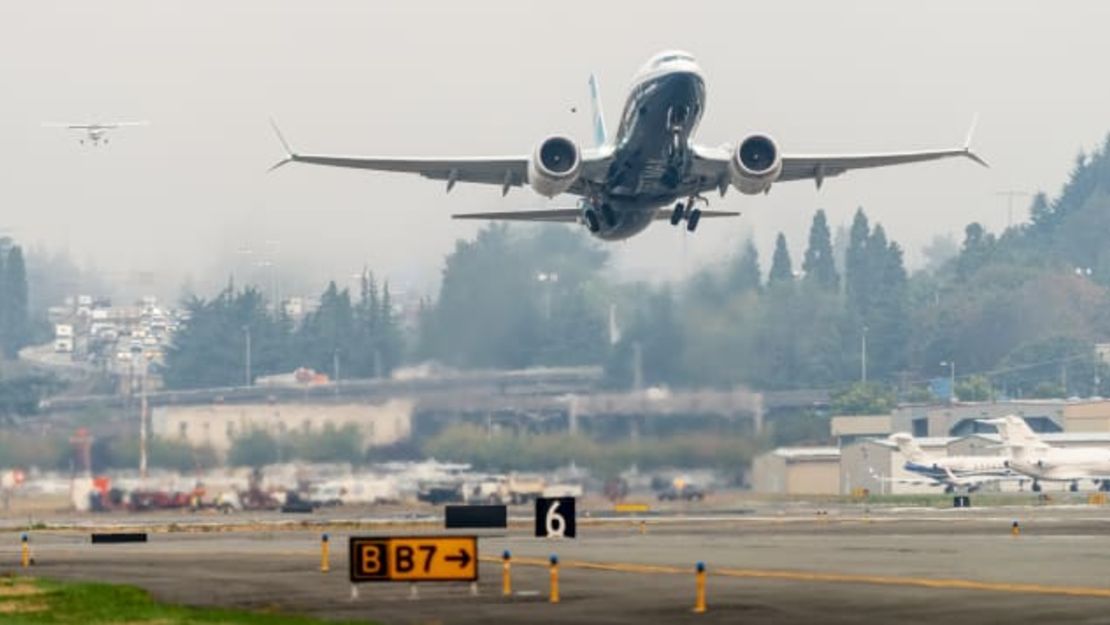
[44,121,148,146]
[271,50,986,242]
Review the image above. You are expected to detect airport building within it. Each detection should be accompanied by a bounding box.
[751,447,840,495]
[151,400,413,457]
[756,399,1110,495]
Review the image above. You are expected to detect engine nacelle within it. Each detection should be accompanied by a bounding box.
[528,136,581,197]
[729,134,782,195]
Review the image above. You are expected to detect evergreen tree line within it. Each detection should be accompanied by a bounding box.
[613,208,908,391]
[163,273,402,389]
[0,240,30,359]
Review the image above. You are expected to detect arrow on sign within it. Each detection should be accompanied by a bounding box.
[445,548,472,568]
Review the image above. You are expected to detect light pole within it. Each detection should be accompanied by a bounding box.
[941,360,956,402]
[243,325,252,387]
[138,352,149,482]
[996,190,1030,230]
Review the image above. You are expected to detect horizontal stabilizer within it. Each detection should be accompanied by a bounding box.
[452,209,581,223]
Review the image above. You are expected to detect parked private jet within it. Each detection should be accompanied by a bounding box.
[885,432,1015,493]
[270,50,986,241]
[982,415,1110,492]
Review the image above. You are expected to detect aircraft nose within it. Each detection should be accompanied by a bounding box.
[662,69,704,97]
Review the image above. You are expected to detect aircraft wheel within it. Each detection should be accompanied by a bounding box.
[1032,481,1042,492]
[583,209,600,233]
[600,203,616,227]
[685,208,701,232]
[670,203,684,226]
[1070,481,1079,492]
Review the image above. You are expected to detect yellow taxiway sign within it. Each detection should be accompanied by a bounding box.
[350,536,478,582]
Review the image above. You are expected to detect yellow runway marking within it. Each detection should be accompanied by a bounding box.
[480,556,1110,599]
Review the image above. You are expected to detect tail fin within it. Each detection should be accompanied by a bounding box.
[889,433,926,462]
[588,73,608,148]
[980,415,1047,453]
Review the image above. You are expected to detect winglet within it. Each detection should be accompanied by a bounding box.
[588,73,608,148]
[962,114,989,168]
[268,118,297,172]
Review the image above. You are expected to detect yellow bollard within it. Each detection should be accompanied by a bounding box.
[1011,521,1020,537]
[320,533,330,573]
[549,554,560,604]
[693,561,707,614]
[502,550,512,597]
[20,533,29,569]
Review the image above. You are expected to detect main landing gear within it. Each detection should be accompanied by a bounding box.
[670,195,705,232]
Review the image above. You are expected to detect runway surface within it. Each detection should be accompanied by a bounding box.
[4,503,1110,624]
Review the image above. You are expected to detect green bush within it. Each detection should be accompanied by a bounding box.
[287,424,363,464]
[228,428,285,468]
[227,424,365,467]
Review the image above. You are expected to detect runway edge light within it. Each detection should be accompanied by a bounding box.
[549,554,560,604]
[694,561,707,614]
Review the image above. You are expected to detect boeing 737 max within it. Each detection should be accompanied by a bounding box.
[270,50,987,241]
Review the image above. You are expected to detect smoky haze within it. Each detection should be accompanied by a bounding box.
[1,0,1107,302]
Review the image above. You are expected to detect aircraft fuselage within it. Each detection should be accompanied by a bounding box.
[590,57,706,240]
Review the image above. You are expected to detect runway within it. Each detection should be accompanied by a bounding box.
[4,503,1110,623]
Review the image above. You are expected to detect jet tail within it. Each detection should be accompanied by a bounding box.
[978,415,1048,455]
[588,74,608,148]
[889,433,926,463]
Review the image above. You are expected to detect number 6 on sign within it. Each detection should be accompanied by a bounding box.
[535,497,576,538]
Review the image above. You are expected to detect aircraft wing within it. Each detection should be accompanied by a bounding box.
[269,121,613,196]
[691,121,987,191]
[43,121,147,129]
[777,148,988,185]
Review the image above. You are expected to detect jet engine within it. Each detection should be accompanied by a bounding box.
[729,134,782,195]
[528,136,581,197]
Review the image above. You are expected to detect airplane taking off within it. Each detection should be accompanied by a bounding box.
[270,51,987,241]
[44,121,148,146]
[982,415,1110,492]
[885,433,1015,493]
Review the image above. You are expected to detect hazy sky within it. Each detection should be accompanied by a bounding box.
[2,1,1108,302]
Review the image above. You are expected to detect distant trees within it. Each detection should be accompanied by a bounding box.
[802,210,839,291]
[227,424,363,467]
[163,277,402,390]
[0,243,30,359]
[419,225,609,369]
[728,239,762,294]
[768,233,794,284]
